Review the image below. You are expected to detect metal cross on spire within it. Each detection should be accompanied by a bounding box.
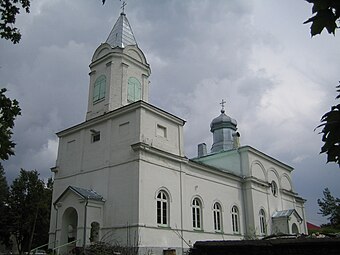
[120,0,127,14]
[220,99,226,113]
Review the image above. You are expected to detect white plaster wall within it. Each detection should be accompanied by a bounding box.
[180,163,243,244]
[139,108,184,156]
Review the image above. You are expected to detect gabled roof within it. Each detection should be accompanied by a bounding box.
[106,13,137,48]
[54,186,105,205]
[272,209,303,221]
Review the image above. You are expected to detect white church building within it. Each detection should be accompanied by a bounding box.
[48,11,307,255]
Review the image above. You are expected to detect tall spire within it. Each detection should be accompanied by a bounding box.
[106,11,137,48]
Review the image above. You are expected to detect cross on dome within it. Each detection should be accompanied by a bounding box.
[220,99,226,113]
[120,0,127,14]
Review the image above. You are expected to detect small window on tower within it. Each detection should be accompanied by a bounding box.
[156,124,167,138]
[127,77,141,102]
[91,130,100,143]
[93,75,106,103]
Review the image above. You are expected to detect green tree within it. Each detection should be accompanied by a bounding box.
[316,84,340,166]
[33,177,53,249]
[0,0,30,44]
[304,0,340,36]
[0,163,10,249]
[305,1,340,166]
[7,169,49,255]
[317,188,340,227]
[0,88,21,160]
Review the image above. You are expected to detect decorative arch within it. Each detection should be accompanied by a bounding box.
[124,45,149,65]
[268,167,280,182]
[211,199,224,211]
[190,195,205,208]
[280,173,293,191]
[154,186,172,202]
[250,160,267,181]
[92,43,112,62]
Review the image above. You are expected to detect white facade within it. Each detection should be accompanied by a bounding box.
[48,13,307,255]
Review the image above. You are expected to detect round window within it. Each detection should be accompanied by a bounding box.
[271,181,278,196]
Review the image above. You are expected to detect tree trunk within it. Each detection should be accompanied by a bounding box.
[28,207,39,254]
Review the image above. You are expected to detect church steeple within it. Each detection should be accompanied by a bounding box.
[210,100,240,153]
[106,12,137,48]
[85,11,151,120]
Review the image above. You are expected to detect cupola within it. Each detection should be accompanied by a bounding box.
[210,100,240,153]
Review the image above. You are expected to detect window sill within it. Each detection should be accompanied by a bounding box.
[93,98,105,105]
[157,225,170,229]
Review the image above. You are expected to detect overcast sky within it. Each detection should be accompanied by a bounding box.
[1,0,340,226]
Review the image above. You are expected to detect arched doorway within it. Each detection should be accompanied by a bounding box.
[61,207,78,254]
[292,223,299,234]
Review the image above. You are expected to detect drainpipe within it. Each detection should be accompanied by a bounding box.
[83,199,88,251]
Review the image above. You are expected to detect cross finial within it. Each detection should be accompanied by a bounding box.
[120,0,127,14]
[220,99,226,113]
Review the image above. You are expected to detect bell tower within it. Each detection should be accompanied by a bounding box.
[86,12,151,120]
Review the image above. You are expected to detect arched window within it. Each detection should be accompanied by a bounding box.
[93,75,106,102]
[127,77,141,102]
[271,181,278,197]
[192,198,202,229]
[259,209,266,235]
[157,190,169,226]
[213,203,222,232]
[231,206,239,234]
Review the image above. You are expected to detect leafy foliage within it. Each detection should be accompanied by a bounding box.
[7,169,52,254]
[0,88,21,160]
[305,2,340,166]
[316,83,340,166]
[317,188,340,227]
[0,0,30,44]
[0,163,10,248]
[304,0,340,36]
